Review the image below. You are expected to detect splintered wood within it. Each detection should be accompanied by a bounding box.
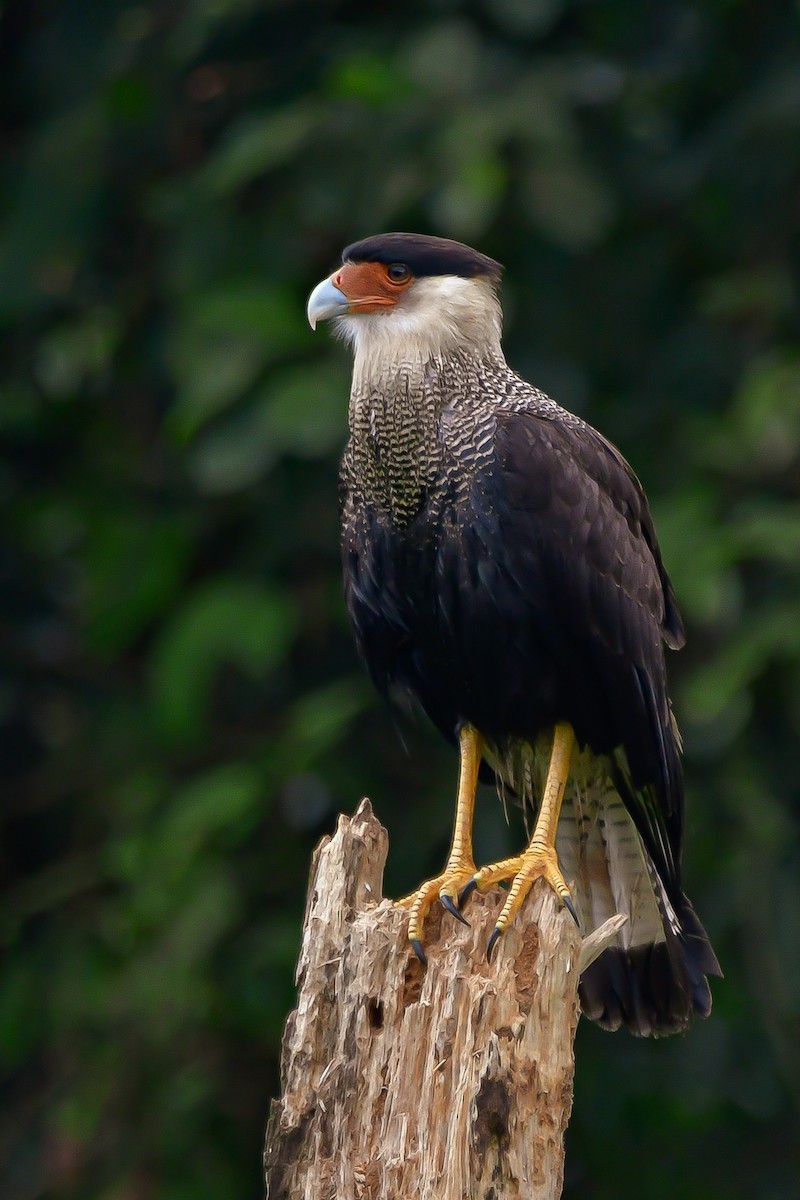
[265,800,622,1200]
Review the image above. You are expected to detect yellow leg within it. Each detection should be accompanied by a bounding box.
[396,724,482,962]
[468,723,577,958]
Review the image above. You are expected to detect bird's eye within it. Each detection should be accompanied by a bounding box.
[386,263,411,284]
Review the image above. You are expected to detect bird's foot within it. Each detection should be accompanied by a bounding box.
[396,860,478,965]
[462,846,578,960]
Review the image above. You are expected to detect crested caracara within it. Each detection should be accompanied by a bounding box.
[307,232,720,1036]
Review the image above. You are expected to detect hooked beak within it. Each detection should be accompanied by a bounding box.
[306,276,350,330]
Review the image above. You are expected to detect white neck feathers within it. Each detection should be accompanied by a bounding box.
[334,275,504,389]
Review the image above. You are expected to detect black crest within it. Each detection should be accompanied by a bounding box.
[343,233,502,283]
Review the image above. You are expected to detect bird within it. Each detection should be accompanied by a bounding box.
[306,232,721,1036]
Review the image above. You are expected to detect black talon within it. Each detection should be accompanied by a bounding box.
[411,938,428,966]
[440,893,470,926]
[459,877,478,906]
[563,894,580,927]
[486,926,502,962]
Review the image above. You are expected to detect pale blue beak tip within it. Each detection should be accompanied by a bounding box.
[307,277,349,329]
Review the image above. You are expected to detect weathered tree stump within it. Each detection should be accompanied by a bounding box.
[265,799,625,1200]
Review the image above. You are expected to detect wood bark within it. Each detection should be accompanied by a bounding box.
[265,799,625,1200]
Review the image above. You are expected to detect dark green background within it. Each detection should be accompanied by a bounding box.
[2,2,799,1197]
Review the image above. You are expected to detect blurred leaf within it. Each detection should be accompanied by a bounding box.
[186,412,278,491]
[150,581,295,741]
[685,603,800,721]
[403,21,481,98]
[280,678,369,769]
[0,959,42,1065]
[83,512,192,653]
[199,105,319,195]
[697,266,794,324]
[708,352,800,475]
[35,309,119,398]
[107,762,264,894]
[157,762,265,870]
[431,114,507,234]
[260,359,350,457]
[0,106,106,322]
[185,357,349,491]
[652,487,741,627]
[328,53,413,105]
[485,0,565,37]
[106,74,155,123]
[110,871,237,1029]
[167,281,308,438]
[185,407,279,492]
[527,153,616,248]
[730,500,800,565]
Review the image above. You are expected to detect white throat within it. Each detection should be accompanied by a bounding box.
[334,275,505,389]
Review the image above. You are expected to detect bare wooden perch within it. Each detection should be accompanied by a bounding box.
[265,800,626,1200]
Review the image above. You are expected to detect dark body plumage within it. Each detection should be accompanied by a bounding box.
[330,234,720,1035]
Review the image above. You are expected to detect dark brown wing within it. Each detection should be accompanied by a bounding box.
[491,407,685,891]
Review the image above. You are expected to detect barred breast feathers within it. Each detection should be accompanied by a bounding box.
[336,274,587,524]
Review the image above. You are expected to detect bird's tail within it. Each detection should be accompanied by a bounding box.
[553,765,721,1037]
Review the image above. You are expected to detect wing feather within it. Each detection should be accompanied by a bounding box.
[491,408,685,893]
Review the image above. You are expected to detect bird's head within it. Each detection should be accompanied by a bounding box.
[307,233,504,367]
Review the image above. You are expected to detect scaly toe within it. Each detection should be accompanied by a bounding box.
[488,849,577,953]
[469,854,525,894]
[397,863,477,956]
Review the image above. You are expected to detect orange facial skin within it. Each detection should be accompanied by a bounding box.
[331,260,414,314]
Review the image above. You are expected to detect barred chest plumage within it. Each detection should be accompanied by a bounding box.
[339,350,531,529]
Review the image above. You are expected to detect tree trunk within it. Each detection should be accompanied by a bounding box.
[264,799,625,1200]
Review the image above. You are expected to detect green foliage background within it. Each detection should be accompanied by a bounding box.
[2,2,800,1197]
